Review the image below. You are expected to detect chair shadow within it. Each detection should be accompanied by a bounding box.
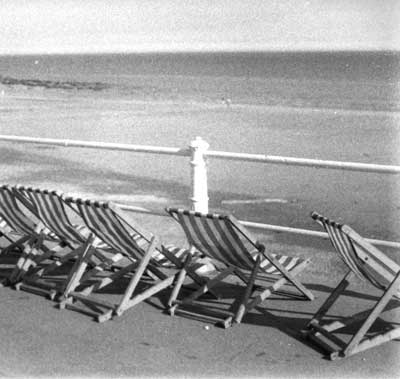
[0,251,21,283]
[305,282,381,302]
[148,277,400,359]
[150,279,316,324]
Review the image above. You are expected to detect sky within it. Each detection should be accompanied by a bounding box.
[0,0,399,55]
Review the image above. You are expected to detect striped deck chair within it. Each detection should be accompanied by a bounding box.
[165,208,314,328]
[0,184,64,285]
[11,186,118,300]
[302,212,400,360]
[58,198,206,323]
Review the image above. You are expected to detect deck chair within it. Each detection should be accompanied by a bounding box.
[0,184,65,285]
[58,198,210,322]
[302,212,400,360]
[165,208,314,328]
[11,186,118,299]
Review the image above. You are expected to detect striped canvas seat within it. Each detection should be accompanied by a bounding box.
[20,187,96,247]
[18,187,112,251]
[165,207,313,328]
[303,212,400,360]
[73,200,198,269]
[169,208,304,274]
[251,249,303,274]
[0,185,38,236]
[74,199,154,262]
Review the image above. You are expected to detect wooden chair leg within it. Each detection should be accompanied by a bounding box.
[9,235,40,283]
[77,252,124,284]
[307,271,352,328]
[322,300,399,334]
[60,239,95,298]
[245,259,313,313]
[168,254,191,308]
[75,261,138,297]
[115,275,175,317]
[303,270,400,359]
[184,266,235,303]
[170,266,235,319]
[115,237,158,315]
[343,271,400,357]
[23,247,77,281]
[346,327,400,358]
[63,238,161,320]
[234,254,261,324]
[161,246,219,299]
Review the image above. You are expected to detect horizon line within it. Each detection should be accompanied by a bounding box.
[1,48,399,57]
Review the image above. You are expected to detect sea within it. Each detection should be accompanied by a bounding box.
[0,51,399,112]
[1,51,400,242]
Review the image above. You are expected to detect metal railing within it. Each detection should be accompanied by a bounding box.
[1,134,399,249]
[116,204,400,249]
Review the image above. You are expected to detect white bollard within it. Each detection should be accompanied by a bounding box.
[190,136,209,213]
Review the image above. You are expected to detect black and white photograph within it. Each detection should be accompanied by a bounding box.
[0,1,399,378]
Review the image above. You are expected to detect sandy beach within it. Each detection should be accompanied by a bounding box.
[1,83,399,241]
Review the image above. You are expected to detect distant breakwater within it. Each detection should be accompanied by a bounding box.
[0,76,110,91]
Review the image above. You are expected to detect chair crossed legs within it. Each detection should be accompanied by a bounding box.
[165,208,314,328]
[11,186,116,300]
[58,199,212,322]
[302,212,400,360]
[0,185,66,286]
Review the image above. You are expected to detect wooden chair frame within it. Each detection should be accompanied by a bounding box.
[11,186,113,300]
[58,199,210,322]
[165,208,314,328]
[0,184,66,286]
[302,212,400,360]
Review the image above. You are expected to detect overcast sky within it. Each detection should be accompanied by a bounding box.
[0,0,399,55]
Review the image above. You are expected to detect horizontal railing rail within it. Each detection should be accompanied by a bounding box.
[0,134,190,156]
[205,150,400,174]
[117,204,400,249]
[1,134,400,174]
[2,134,399,249]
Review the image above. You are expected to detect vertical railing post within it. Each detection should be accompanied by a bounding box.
[189,136,209,213]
